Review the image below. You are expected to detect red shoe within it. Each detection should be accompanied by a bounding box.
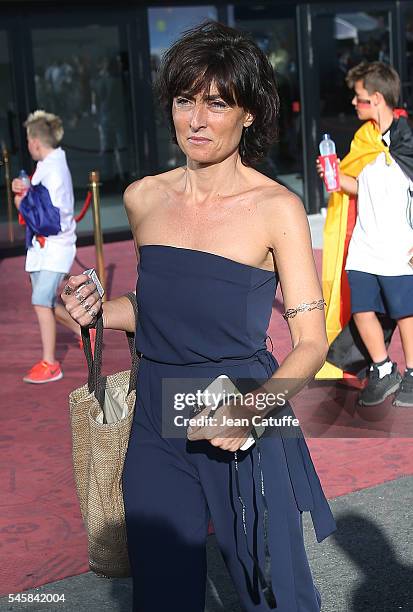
[78,328,96,354]
[23,360,63,384]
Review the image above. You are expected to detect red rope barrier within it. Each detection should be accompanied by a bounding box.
[75,191,92,222]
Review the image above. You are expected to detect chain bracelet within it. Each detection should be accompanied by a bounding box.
[282,299,326,320]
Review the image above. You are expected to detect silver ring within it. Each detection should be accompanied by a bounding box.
[90,307,97,318]
[83,302,91,311]
[76,292,85,303]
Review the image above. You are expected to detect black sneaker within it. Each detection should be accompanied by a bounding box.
[393,370,413,407]
[358,362,402,406]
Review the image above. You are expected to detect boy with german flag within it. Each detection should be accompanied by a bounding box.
[317,61,413,407]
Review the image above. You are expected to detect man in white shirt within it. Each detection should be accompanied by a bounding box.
[12,110,80,383]
[320,62,413,407]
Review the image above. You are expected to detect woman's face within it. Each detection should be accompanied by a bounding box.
[172,82,253,165]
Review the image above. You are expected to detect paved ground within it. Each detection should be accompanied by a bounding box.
[1,476,411,612]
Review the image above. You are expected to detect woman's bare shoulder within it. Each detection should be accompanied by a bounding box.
[123,168,185,213]
[246,167,302,207]
[254,176,305,216]
[254,180,310,249]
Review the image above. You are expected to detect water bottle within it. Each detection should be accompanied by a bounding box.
[318,134,340,192]
[18,169,31,195]
[319,133,336,157]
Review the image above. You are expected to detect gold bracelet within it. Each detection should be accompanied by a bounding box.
[282,299,326,320]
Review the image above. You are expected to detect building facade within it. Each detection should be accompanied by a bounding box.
[1,0,413,253]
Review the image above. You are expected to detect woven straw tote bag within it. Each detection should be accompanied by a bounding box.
[69,292,139,578]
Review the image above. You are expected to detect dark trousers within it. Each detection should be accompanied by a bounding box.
[123,405,321,610]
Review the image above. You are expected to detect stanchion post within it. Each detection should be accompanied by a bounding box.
[88,170,106,301]
[1,143,14,243]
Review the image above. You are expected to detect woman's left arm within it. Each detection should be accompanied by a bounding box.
[248,190,328,417]
[187,190,328,449]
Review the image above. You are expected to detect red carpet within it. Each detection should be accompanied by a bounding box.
[1,243,412,595]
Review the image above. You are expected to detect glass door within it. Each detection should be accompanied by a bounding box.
[232,5,303,198]
[401,2,413,110]
[300,3,396,212]
[315,7,391,160]
[27,11,139,236]
[0,29,24,248]
[148,6,218,173]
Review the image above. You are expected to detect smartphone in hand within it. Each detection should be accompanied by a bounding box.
[82,268,105,298]
[195,374,265,451]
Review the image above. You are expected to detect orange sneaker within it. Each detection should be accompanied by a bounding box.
[78,328,96,354]
[23,360,63,384]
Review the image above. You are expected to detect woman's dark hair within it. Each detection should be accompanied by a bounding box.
[155,21,280,166]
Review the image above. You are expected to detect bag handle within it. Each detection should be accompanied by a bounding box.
[81,292,140,407]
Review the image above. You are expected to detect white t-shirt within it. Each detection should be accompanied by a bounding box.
[25,147,77,274]
[345,130,413,276]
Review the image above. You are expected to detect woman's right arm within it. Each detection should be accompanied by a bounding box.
[102,294,135,333]
[60,274,136,333]
[61,178,147,331]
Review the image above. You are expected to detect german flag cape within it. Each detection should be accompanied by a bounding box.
[316,119,392,379]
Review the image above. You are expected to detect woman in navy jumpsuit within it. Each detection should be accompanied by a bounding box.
[63,20,336,612]
[122,246,336,611]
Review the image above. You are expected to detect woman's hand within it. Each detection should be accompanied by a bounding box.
[187,401,253,452]
[60,273,102,328]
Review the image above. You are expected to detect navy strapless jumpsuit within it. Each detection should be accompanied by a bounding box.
[122,245,336,612]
